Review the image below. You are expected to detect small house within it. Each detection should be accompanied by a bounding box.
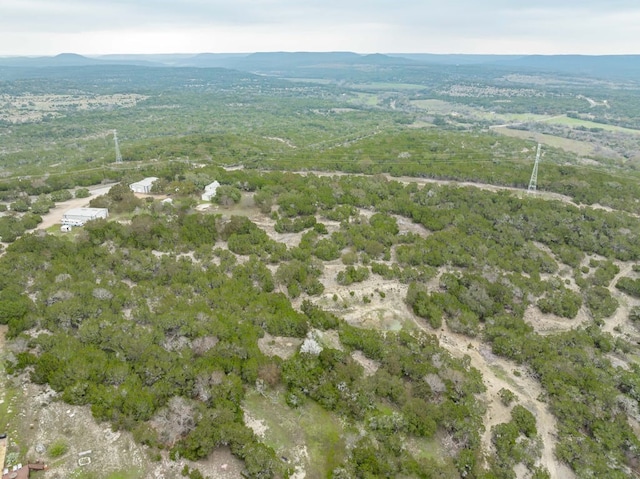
[129,177,159,194]
[61,208,108,226]
[201,181,221,201]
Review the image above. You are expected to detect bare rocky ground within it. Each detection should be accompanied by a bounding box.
[2,379,244,479]
[4,182,639,478]
[0,94,147,124]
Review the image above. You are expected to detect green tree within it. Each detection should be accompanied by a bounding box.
[215,185,242,206]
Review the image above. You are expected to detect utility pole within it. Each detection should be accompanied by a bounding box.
[113,129,123,164]
[527,143,542,193]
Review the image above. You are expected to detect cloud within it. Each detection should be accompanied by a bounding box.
[1,0,639,54]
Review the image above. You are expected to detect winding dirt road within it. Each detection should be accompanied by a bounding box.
[434,326,575,478]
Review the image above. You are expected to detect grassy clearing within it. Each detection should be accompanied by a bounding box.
[544,116,640,135]
[243,390,346,478]
[282,78,334,85]
[489,364,517,387]
[349,93,380,106]
[408,120,435,128]
[411,99,476,115]
[352,82,426,91]
[412,99,552,124]
[404,436,444,461]
[479,112,552,123]
[492,127,595,156]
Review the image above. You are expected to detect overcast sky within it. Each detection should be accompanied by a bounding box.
[1,0,639,56]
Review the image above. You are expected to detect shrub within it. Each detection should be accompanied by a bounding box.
[51,189,73,202]
[214,185,242,206]
[616,277,640,298]
[585,286,618,320]
[48,439,69,458]
[75,188,90,198]
[10,199,30,212]
[336,266,370,286]
[511,405,537,438]
[629,306,640,323]
[498,388,517,406]
[537,287,581,319]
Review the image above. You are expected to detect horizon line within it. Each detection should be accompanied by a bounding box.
[2,51,640,59]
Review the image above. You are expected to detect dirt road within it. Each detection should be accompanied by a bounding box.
[435,326,575,478]
[34,184,115,231]
[603,262,640,345]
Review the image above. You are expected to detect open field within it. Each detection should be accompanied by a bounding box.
[350,82,426,91]
[348,92,380,106]
[412,99,564,127]
[492,125,597,155]
[243,390,346,479]
[411,99,482,116]
[544,115,640,135]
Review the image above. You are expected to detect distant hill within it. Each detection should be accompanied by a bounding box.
[389,53,525,65]
[218,52,372,71]
[171,53,252,68]
[390,53,640,79]
[0,52,639,81]
[0,53,103,67]
[186,52,417,77]
[497,55,640,79]
[0,53,163,68]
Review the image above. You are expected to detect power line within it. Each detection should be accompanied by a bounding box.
[113,129,123,164]
[527,143,542,193]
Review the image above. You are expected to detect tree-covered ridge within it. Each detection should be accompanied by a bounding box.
[1,168,640,477]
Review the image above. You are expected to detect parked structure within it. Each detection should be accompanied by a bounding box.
[61,208,108,226]
[129,177,158,194]
[201,181,221,201]
[2,463,47,479]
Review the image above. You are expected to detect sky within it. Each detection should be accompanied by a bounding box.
[1,0,639,56]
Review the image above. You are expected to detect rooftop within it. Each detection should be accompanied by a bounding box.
[130,177,159,187]
[63,207,108,216]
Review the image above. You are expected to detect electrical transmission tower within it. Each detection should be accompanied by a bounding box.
[527,143,542,193]
[113,129,123,164]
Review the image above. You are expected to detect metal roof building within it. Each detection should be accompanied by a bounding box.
[129,177,158,194]
[61,208,108,226]
[201,181,221,201]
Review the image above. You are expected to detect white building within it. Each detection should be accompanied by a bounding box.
[201,181,221,201]
[129,177,159,194]
[61,207,109,226]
